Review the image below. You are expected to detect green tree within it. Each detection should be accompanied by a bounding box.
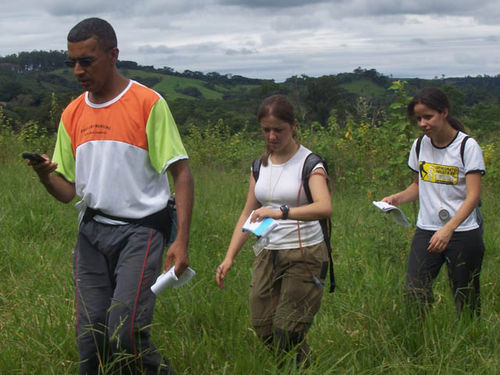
[304,75,341,126]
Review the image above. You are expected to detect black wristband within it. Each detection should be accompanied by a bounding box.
[280,204,289,220]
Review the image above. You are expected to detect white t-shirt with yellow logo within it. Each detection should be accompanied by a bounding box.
[408,131,485,231]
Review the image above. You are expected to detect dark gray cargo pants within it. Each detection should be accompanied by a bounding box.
[74,219,174,374]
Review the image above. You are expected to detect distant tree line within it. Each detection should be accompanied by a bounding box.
[1,50,500,139]
[0,50,265,86]
[0,50,67,72]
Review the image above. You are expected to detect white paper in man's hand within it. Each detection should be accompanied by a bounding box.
[151,266,196,295]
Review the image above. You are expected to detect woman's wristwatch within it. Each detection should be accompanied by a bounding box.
[279,204,290,220]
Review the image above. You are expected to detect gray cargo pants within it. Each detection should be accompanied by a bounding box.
[74,219,174,374]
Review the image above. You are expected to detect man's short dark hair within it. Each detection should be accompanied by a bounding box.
[67,17,117,50]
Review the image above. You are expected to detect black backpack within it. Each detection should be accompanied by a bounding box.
[252,153,336,293]
[415,134,483,233]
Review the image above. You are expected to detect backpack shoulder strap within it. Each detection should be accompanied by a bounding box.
[301,152,336,293]
[415,135,424,159]
[252,158,261,182]
[416,134,469,165]
[460,135,470,166]
[459,135,482,232]
[302,153,328,203]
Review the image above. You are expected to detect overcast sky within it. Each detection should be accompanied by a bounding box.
[2,0,500,82]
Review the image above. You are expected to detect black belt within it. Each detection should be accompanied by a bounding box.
[82,203,174,238]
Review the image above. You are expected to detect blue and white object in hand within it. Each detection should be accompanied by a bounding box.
[242,210,279,237]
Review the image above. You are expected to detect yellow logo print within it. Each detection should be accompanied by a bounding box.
[419,162,458,185]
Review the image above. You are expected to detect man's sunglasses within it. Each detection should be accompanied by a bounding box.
[64,57,96,68]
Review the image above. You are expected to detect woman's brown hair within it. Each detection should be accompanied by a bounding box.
[257,94,296,166]
[407,87,465,132]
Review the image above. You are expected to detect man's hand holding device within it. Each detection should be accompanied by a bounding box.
[22,152,47,164]
[23,152,58,182]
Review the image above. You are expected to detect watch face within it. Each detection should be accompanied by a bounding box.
[280,205,289,219]
[438,209,450,222]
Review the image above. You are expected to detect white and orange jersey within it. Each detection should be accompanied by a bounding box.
[53,80,188,219]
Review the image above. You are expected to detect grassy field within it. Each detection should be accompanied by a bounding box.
[0,136,499,374]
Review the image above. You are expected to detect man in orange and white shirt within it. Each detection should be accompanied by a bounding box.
[28,17,193,375]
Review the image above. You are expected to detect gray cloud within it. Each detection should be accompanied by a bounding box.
[137,45,176,54]
[225,48,256,56]
[360,0,483,16]
[219,0,330,9]
[37,0,138,17]
[410,38,428,46]
[41,0,206,17]
[1,0,500,82]
[217,0,500,20]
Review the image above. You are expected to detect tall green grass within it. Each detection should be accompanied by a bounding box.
[1,134,498,374]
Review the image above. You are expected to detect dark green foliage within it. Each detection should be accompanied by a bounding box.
[0,50,67,72]
[304,75,341,125]
[176,86,203,98]
[0,76,24,101]
[130,75,161,88]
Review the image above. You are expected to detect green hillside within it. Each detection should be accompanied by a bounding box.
[2,50,500,140]
[122,69,225,100]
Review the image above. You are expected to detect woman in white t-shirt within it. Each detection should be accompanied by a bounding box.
[382,87,485,318]
[216,95,332,364]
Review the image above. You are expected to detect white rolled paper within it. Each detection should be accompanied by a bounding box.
[151,266,196,295]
